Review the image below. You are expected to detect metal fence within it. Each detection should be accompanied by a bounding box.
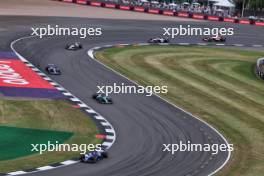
[58,0,264,26]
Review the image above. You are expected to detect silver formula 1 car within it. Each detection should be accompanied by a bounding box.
[203,36,226,42]
[45,64,61,75]
[148,37,170,43]
[65,42,83,50]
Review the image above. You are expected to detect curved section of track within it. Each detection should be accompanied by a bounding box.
[2,16,264,176]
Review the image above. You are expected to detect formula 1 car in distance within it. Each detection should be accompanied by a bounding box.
[202,36,226,42]
[45,64,61,75]
[148,37,170,43]
[93,93,113,104]
[65,42,83,50]
[80,150,108,163]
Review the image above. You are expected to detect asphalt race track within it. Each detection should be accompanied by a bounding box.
[1,16,264,176]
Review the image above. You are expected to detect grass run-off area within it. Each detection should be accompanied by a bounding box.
[96,45,264,176]
[0,99,100,173]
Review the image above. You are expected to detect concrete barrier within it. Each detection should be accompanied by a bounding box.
[207,16,219,21]
[90,1,102,6]
[148,9,160,14]
[76,0,86,4]
[162,10,174,16]
[62,0,73,2]
[192,14,204,20]
[177,12,189,18]
[104,3,116,8]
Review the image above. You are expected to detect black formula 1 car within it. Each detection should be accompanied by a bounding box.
[202,36,226,42]
[45,64,61,75]
[92,93,113,104]
[65,42,83,50]
[80,150,108,163]
[148,37,170,43]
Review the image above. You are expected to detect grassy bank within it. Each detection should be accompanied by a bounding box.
[0,99,100,173]
[95,45,264,176]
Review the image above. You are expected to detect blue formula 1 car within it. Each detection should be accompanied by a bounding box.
[80,150,108,163]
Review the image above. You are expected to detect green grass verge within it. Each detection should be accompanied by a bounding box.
[95,45,264,176]
[0,99,100,173]
[0,126,72,161]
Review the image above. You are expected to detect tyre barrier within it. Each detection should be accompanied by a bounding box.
[256,57,264,79]
[58,0,264,27]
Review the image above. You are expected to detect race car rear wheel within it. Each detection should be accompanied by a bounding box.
[92,94,98,99]
[102,152,108,158]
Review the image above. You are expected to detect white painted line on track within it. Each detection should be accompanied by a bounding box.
[7,171,28,175]
[63,92,72,96]
[178,43,190,45]
[37,166,54,171]
[85,109,96,113]
[78,103,88,108]
[106,135,115,140]
[233,44,244,47]
[105,128,115,133]
[56,87,65,91]
[70,97,80,102]
[197,43,208,46]
[43,77,52,81]
[87,49,94,59]
[50,82,59,86]
[102,141,113,147]
[37,72,46,76]
[252,45,263,47]
[31,68,40,71]
[92,46,101,50]
[119,43,130,46]
[101,121,111,126]
[104,44,114,47]
[158,43,169,45]
[60,160,79,165]
[94,115,105,120]
[137,43,150,46]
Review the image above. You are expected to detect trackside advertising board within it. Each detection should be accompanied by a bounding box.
[0,52,64,98]
[0,60,54,89]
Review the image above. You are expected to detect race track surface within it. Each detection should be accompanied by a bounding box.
[1,16,264,176]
